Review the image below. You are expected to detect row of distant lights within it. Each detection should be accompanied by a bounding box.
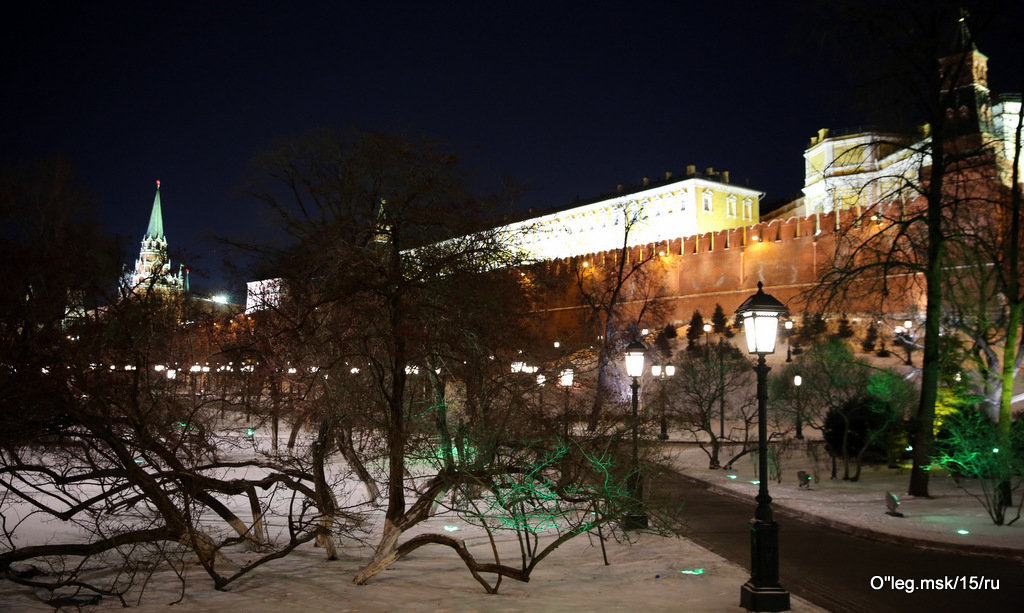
[66,362,442,379]
[145,362,397,379]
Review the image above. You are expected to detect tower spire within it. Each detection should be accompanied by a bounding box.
[145,180,165,241]
[953,8,975,54]
[125,180,184,295]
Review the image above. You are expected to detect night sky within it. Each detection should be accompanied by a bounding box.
[4,2,1022,297]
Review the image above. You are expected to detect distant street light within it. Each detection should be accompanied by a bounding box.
[784,320,794,363]
[623,339,647,530]
[793,374,803,440]
[559,368,574,388]
[652,363,676,440]
[736,282,791,612]
[894,323,915,366]
[560,368,574,438]
[703,322,712,347]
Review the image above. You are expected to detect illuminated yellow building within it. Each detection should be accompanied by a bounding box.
[801,128,922,216]
[501,169,763,261]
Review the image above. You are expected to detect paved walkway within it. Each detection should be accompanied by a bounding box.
[651,445,1024,612]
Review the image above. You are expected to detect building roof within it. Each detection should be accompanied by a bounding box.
[145,180,165,241]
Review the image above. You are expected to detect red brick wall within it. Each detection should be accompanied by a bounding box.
[534,207,926,336]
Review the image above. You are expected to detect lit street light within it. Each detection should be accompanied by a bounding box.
[560,368,574,438]
[703,322,712,347]
[652,363,676,440]
[793,374,803,440]
[623,339,647,530]
[736,282,791,612]
[784,320,794,363]
[894,322,915,366]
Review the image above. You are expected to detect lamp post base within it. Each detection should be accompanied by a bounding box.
[740,581,790,612]
[741,512,790,610]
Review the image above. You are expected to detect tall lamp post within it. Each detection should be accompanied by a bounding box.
[793,375,803,440]
[736,282,791,612]
[784,320,794,363]
[652,363,676,440]
[624,339,647,530]
[560,368,574,438]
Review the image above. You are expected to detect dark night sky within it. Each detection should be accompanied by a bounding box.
[3,2,1022,298]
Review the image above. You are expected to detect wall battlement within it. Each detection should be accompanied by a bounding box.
[535,206,918,329]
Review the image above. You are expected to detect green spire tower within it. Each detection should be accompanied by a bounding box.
[145,179,166,241]
[127,180,186,294]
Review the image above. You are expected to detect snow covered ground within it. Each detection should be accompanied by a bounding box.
[0,513,826,613]
[1,430,1020,612]
[664,440,1024,555]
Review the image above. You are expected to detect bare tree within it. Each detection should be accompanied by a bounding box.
[572,203,665,429]
[669,342,758,469]
[811,3,1015,496]
[245,128,651,593]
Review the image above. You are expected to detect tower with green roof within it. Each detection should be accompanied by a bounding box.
[127,180,188,293]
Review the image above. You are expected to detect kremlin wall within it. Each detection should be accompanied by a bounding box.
[529,201,924,344]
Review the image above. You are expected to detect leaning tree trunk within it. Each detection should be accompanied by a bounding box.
[311,420,339,559]
[337,427,380,502]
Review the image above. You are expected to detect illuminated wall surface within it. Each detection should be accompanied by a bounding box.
[500,177,762,261]
[802,129,925,217]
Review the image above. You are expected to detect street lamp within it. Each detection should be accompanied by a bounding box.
[894,324,914,366]
[536,373,546,408]
[784,320,794,363]
[624,339,647,530]
[736,282,791,612]
[652,363,676,440]
[560,368,574,438]
[793,375,803,440]
[703,322,712,347]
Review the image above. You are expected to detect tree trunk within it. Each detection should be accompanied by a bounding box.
[287,414,305,451]
[999,95,1024,439]
[247,487,267,546]
[908,108,947,498]
[353,519,403,585]
[271,415,279,454]
[338,427,380,502]
[908,256,942,497]
[588,347,612,429]
[708,435,721,469]
[312,419,339,560]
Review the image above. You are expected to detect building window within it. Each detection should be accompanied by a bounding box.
[726,195,737,218]
[702,190,713,214]
[742,198,753,221]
